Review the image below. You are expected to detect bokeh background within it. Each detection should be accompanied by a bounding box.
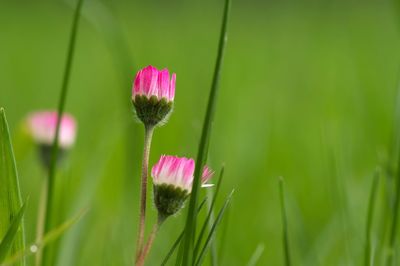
[1,0,400,265]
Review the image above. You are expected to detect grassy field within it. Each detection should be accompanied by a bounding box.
[1,0,400,265]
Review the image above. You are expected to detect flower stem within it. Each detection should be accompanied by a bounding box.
[135,125,154,260]
[136,215,165,266]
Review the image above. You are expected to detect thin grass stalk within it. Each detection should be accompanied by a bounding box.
[364,170,380,266]
[194,190,234,266]
[386,154,400,266]
[35,179,48,266]
[246,244,265,266]
[181,0,231,264]
[42,0,84,264]
[193,167,224,260]
[135,125,154,260]
[279,177,291,266]
[217,202,230,264]
[161,199,207,266]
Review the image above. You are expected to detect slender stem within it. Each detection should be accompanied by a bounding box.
[135,125,154,260]
[35,177,49,266]
[364,171,379,266]
[279,177,291,266]
[136,216,164,266]
[41,0,84,265]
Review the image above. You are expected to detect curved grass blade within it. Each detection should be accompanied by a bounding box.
[0,202,27,263]
[194,190,234,266]
[181,0,232,264]
[246,243,265,266]
[217,201,230,264]
[279,177,291,266]
[364,170,380,266]
[193,167,224,260]
[41,0,84,265]
[1,208,87,266]
[0,108,25,266]
[161,199,208,266]
[386,149,400,266]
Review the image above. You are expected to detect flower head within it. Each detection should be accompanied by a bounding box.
[132,66,176,127]
[27,111,77,149]
[151,155,214,217]
[133,65,176,102]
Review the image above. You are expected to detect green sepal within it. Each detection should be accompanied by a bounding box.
[153,184,189,218]
[132,95,173,127]
[39,144,66,170]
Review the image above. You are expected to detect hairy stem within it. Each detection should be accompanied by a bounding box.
[135,125,154,260]
[136,216,164,266]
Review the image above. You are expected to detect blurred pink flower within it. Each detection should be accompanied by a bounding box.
[151,155,213,192]
[27,111,77,149]
[132,65,176,102]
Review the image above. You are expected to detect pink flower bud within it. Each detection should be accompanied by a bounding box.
[26,111,77,149]
[152,155,213,193]
[132,65,176,102]
[131,66,176,127]
[151,155,214,217]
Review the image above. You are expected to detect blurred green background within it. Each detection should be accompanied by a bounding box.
[1,0,400,265]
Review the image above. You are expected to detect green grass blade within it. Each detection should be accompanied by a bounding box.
[193,167,224,261]
[2,209,87,266]
[386,147,400,266]
[279,177,291,266]
[0,108,25,266]
[364,170,380,266]
[217,202,230,264]
[181,0,232,264]
[161,199,208,266]
[194,190,234,266]
[41,0,84,264]
[246,243,265,266]
[0,202,27,263]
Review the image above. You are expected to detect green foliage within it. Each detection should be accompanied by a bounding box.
[1,0,400,265]
[364,171,380,266]
[42,0,85,265]
[0,201,26,263]
[2,209,87,266]
[0,108,25,266]
[194,190,234,266]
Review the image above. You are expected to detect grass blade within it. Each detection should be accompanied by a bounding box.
[246,243,265,266]
[0,108,25,266]
[0,202,27,263]
[1,209,87,266]
[386,148,400,266]
[193,167,224,261]
[364,170,380,266]
[41,0,84,265]
[181,0,232,264]
[161,199,208,266]
[279,177,291,266]
[194,190,234,266]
